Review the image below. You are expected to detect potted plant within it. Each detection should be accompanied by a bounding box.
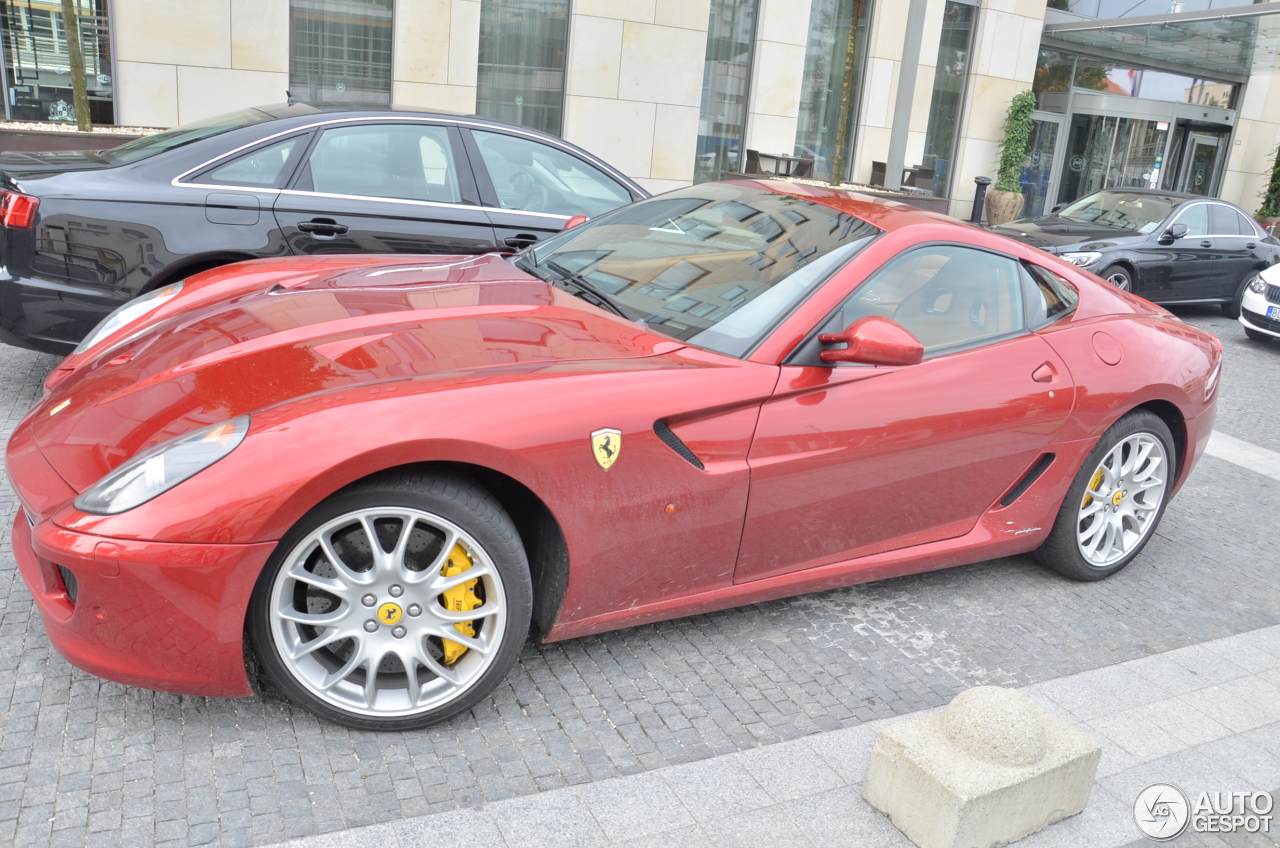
[1256,145,1280,234]
[986,90,1036,227]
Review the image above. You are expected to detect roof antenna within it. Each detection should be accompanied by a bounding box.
[286,90,302,106]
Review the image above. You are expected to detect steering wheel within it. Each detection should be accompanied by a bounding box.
[508,172,552,213]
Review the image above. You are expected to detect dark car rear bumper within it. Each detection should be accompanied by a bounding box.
[0,273,122,355]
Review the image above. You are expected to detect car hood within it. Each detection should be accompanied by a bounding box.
[992,216,1148,252]
[30,253,684,491]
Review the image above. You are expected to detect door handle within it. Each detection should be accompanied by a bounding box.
[1199,240,1212,248]
[297,218,349,238]
[504,234,540,251]
[1247,242,1257,249]
[1032,362,1057,383]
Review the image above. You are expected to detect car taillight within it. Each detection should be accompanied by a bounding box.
[0,190,38,228]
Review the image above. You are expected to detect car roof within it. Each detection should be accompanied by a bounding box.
[746,178,977,235]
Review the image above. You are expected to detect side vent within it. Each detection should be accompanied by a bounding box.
[654,421,705,470]
[999,453,1055,508]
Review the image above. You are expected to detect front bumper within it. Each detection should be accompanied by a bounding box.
[12,510,275,697]
[1240,287,1280,339]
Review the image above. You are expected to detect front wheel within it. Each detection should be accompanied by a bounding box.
[247,472,532,730]
[1099,264,1132,292]
[1035,410,1176,581]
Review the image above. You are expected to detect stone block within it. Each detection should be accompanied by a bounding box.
[863,686,1102,848]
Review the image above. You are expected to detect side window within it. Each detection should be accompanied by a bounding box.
[203,137,301,188]
[1209,204,1242,235]
[1025,264,1079,327]
[472,130,632,217]
[832,246,1025,354]
[1174,203,1209,237]
[1237,210,1260,238]
[303,124,461,204]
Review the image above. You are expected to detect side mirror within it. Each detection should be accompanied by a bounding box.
[1158,223,1188,245]
[564,215,588,230]
[1051,203,1066,214]
[818,316,924,366]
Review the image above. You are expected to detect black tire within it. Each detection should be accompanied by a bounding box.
[1244,326,1272,343]
[1035,410,1176,582]
[247,471,532,731]
[1099,264,1132,292]
[1222,272,1255,319]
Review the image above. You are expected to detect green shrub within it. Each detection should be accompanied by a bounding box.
[1258,145,1280,217]
[995,90,1037,193]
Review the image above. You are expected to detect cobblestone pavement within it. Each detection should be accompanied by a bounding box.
[0,309,1276,847]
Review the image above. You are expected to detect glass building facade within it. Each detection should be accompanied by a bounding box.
[476,0,569,136]
[0,0,113,124]
[793,0,873,183]
[289,0,394,107]
[920,0,976,198]
[694,0,760,183]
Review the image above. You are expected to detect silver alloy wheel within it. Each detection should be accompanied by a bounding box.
[1075,433,1168,568]
[268,507,507,718]
[1106,270,1131,291]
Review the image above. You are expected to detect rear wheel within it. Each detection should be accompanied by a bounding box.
[1099,264,1132,292]
[1036,410,1175,581]
[1222,272,1255,319]
[247,472,532,730]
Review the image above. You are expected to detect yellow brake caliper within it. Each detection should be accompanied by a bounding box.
[439,543,481,664]
[1082,468,1104,508]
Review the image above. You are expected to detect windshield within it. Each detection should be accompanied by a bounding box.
[1056,191,1178,233]
[99,109,276,165]
[526,184,881,357]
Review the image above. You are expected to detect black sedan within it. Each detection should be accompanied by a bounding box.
[0,103,646,354]
[992,188,1280,318]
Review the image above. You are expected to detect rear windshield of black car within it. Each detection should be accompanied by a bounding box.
[99,109,276,165]
[526,184,882,358]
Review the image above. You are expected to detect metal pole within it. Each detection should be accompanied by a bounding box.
[970,176,991,225]
[885,0,929,191]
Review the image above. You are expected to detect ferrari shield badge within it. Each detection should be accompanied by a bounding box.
[591,428,622,470]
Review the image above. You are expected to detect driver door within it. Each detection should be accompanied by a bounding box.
[734,244,1076,582]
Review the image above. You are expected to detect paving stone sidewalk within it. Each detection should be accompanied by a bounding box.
[261,624,1280,848]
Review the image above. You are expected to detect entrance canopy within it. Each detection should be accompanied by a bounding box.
[1043,4,1280,80]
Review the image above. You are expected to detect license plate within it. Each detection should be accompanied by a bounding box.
[1269,306,1280,320]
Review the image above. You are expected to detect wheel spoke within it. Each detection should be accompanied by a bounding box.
[319,642,365,690]
[431,597,503,623]
[363,651,384,709]
[417,644,462,686]
[319,536,370,586]
[277,603,348,627]
[428,560,495,594]
[289,627,351,660]
[287,561,349,597]
[427,627,491,656]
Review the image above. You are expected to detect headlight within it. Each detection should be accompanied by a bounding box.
[1060,252,1102,267]
[73,281,184,355]
[75,416,248,515]
[1248,275,1267,294]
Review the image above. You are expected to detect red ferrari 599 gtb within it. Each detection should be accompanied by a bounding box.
[6,180,1221,729]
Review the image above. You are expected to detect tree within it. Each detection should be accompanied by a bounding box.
[60,0,92,132]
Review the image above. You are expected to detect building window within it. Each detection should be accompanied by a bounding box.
[476,0,569,136]
[694,0,761,184]
[289,0,393,106]
[794,0,873,183]
[921,0,976,198]
[0,0,113,124]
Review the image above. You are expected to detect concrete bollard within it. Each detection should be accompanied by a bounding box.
[863,686,1102,848]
